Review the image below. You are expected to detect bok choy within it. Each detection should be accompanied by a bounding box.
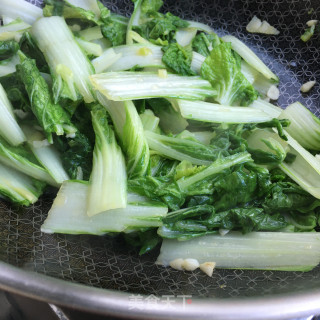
[1,0,320,274]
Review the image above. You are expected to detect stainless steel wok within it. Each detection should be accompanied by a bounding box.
[0,0,319,319]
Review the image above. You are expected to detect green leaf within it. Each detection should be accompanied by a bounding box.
[201,42,258,106]
[141,0,163,13]
[128,175,184,210]
[192,32,220,57]
[100,15,127,46]
[0,40,19,60]
[43,0,98,24]
[262,182,317,214]
[134,12,189,43]
[147,98,188,134]
[16,51,77,143]
[19,32,49,73]
[162,43,196,76]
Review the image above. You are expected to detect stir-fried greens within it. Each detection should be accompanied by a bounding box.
[1,0,320,274]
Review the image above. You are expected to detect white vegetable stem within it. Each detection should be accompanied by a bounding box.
[87,108,127,217]
[157,232,320,271]
[23,126,69,185]
[92,44,206,75]
[0,0,42,24]
[186,20,216,33]
[175,28,197,47]
[67,0,101,17]
[76,38,102,57]
[145,130,214,166]
[0,84,26,146]
[279,102,320,150]
[0,18,31,41]
[92,44,164,73]
[126,0,143,44]
[32,17,95,103]
[249,98,282,118]
[0,55,20,77]
[97,94,150,178]
[78,26,103,41]
[90,71,216,101]
[41,181,168,234]
[190,52,206,74]
[0,162,41,205]
[222,35,278,81]
[278,130,320,199]
[177,99,272,123]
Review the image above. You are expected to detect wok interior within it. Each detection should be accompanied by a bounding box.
[0,0,320,299]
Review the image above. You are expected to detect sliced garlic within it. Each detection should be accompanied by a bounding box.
[267,85,280,100]
[246,16,280,35]
[246,16,262,33]
[300,80,316,93]
[306,20,318,27]
[200,262,216,277]
[181,258,200,271]
[169,258,184,270]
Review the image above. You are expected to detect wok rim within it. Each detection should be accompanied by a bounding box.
[0,261,319,320]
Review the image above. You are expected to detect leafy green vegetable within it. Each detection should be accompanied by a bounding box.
[177,99,271,123]
[0,18,31,41]
[19,32,49,73]
[0,162,45,206]
[0,72,29,111]
[128,175,184,210]
[262,181,319,215]
[247,129,288,166]
[124,228,162,255]
[0,0,42,25]
[0,134,57,186]
[54,132,93,180]
[41,180,167,234]
[87,104,127,216]
[222,35,279,81]
[149,154,178,177]
[160,205,288,240]
[43,0,98,24]
[98,95,150,178]
[16,51,77,143]
[192,32,220,57]
[32,16,95,103]
[133,12,189,44]
[141,0,164,13]
[279,102,320,150]
[23,126,69,185]
[100,14,128,46]
[90,71,216,101]
[162,43,196,76]
[145,130,220,165]
[201,42,258,106]
[147,98,188,134]
[2,0,320,268]
[0,82,26,146]
[0,41,19,60]
[140,109,160,132]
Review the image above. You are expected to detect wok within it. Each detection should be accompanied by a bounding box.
[0,0,320,319]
